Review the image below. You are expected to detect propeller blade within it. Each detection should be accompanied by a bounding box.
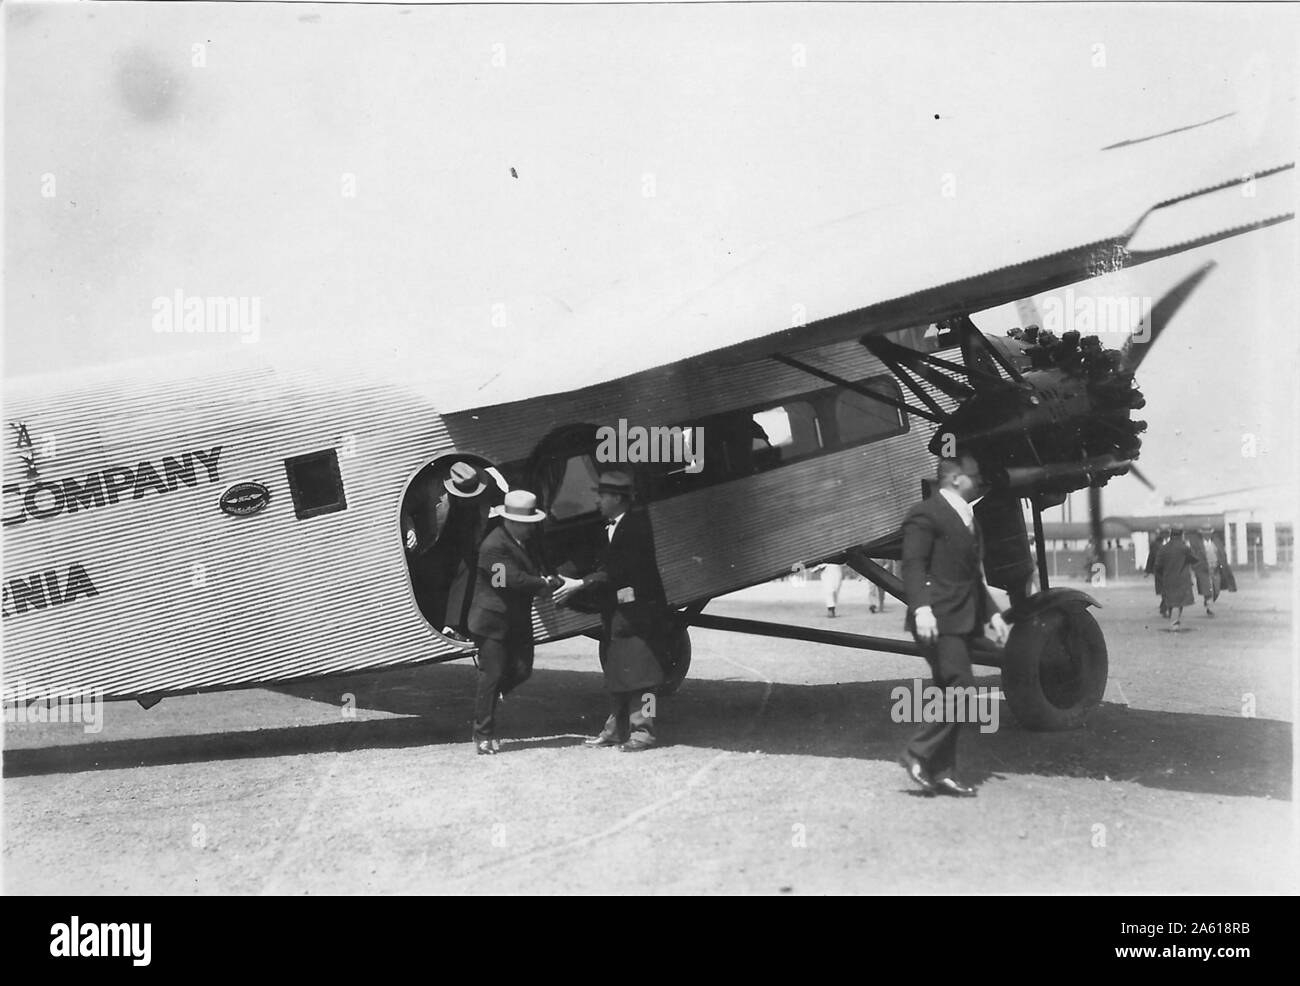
[1128,463,1157,491]
[1122,261,1216,372]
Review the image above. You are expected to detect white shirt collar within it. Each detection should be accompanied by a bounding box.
[606,510,627,541]
[937,487,974,530]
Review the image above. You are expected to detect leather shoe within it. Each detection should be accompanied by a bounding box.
[619,739,655,753]
[935,776,976,797]
[900,753,936,793]
[584,734,619,747]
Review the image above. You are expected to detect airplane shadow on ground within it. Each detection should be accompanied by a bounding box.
[4,664,1291,801]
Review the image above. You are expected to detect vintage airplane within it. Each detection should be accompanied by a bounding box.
[3,111,1293,732]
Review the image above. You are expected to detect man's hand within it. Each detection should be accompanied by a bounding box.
[914,606,938,643]
[988,612,1010,647]
[550,575,583,605]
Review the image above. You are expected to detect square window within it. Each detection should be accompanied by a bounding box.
[284,450,347,519]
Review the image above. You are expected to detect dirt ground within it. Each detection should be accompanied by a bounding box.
[3,574,1295,895]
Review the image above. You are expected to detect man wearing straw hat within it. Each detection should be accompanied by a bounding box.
[466,489,580,754]
[576,469,671,752]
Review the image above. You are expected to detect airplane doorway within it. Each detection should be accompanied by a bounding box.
[525,425,607,582]
[400,454,507,641]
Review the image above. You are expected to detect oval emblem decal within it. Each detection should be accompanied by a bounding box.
[220,482,271,517]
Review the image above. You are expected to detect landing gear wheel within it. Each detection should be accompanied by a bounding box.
[658,626,692,697]
[1002,606,1107,730]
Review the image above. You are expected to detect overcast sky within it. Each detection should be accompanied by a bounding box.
[5,1,1297,515]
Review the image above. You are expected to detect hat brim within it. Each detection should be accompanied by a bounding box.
[444,477,488,498]
[490,505,547,523]
[594,485,634,495]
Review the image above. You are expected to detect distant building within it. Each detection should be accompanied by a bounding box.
[1032,486,1293,577]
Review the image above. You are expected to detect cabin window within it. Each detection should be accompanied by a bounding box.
[833,380,905,445]
[549,453,601,521]
[513,374,907,508]
[750,400,821,468]
[284,449,347,519]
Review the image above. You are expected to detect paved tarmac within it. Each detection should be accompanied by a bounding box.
[3,574,1294,894]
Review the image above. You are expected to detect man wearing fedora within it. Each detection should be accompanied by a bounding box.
[574,469,671,752]
[465,489,580,754]
[436,461,506,642]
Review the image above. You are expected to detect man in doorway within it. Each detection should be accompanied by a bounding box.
[900,453,1009,797]
[437,461,506,642]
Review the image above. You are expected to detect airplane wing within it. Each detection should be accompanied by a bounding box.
[432,110,1293,411]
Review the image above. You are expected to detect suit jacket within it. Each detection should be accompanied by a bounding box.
[580,507,669,692]
[466,526,554,646]
[1186,532,1236,595]
[902,493,999,636]
[441,497,496,629]
[1154,537,1196,607]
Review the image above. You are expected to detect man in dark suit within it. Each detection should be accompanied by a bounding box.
[900,453,1009,797]
[438,462,507,641]
[1154,526,1196,631]
[465,489,578,755]
[576,470,671,752]
[1144,524,1172,617]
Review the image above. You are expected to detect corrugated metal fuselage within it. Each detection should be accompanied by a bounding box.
[2,340,950,701]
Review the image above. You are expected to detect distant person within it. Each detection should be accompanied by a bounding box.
[870,559,897,613]
[900,454,1008,798]
[819,562,844,617]
[465,490,579,755]
[1144,524,1171,617]
[1190,524,1236,618]
[1154,526,1197,632]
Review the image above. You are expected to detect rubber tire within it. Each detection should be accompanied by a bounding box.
[1002,605,1107,730]
[658,626,692,697]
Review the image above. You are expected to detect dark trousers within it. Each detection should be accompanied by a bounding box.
[596,690,656,745]
[907,633,975,778]
[472,636,534,740]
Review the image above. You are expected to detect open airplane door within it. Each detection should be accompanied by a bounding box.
[399,454,507,645]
